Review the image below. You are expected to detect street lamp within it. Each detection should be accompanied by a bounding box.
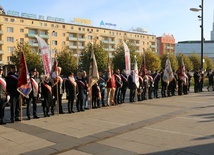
[190,0,204,70]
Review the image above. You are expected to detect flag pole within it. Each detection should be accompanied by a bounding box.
[19,95,23,121]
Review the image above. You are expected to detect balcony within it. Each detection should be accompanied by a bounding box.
[68,37,78,41]
[0,50,4,54]
[28,42,38,47]
[150,45,156,48]
[39,34,49,39]
[0,30,3,35]
[102,40,109,44]
[28,33,36,38]
[78,46,85,49]
[109,41,115,44]
[0,61,4,65]
[69,45,77,49]
[78,38,86,41]
[0,41,4,45]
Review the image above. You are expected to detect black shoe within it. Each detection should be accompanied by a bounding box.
[71,110,75,113]
[68,111,72,114]
[59,111,65,114]
[51,111,55,115]
[27,115,31,120]
[84,107,89,110]
[10,118,15,123]
[47,114,50,117]
[33,116,40,119]
[0,120,6,125]
[15,118,21,122]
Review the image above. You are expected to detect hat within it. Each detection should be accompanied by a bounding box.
[30,68,36,72]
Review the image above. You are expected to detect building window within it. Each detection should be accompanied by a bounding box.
[70,26,73,29]
[10,18,15,22]
[4,18,8,22]
[79,27,81,31]
[7,56,11,63]
[62,33,65,37]
[53,31,57,37]
[44,23,47,27]
[52,40,57,45]
[7,47,14,52]
[20,28,24,33]
[62,25,65,28]
[55,24,59,28]
[7,37,14,42]
[62,41,65,45]
[82,28,85,31]
[7,27,14,33]
[39,22,43,26]
[20,19,24,23]
[51,24,54,27]
[20,38,24,44]
[88,35,93,40]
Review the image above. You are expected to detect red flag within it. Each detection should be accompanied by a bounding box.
[140,54,146,77]
[17,52,32,98]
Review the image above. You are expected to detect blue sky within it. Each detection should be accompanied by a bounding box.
[1,0,213,43]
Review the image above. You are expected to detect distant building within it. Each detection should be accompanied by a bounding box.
[157,34,175,56]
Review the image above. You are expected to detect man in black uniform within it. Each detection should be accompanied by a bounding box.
[152,70,160,98]
[0,66,8,124]
[26,68,40,120]
[6,65,20,123]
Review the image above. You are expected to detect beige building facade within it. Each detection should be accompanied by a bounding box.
[0,11,157,66]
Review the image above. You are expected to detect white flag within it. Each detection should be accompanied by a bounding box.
[88,49,99,88]
[35,35,52,75]
[133,59,139,88]
[163,58,174,85]
[123,41,131,76]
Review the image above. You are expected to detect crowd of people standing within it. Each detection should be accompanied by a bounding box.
[0,65,209,125]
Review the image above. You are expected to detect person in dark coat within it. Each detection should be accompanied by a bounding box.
[92,82,100,108]
[26,68,40,120]
[65,72,76,113]
[76,72,86,112]
[41,75,53,117]
[97,71,106,107]
[128,71,137,102]
[120,69,128,103]
[152,70,160,98]
[0,66,8,124]
[6,65,20,123]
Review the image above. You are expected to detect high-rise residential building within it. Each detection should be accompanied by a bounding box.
[0,7,157,66]
[211,12,214,41]
[156,34,176,56]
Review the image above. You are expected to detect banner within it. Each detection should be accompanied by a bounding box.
[178,58,188,84]
[133,59,139,88]
[107,52,112,79]
[17,52,32,98]
[35,35,52,75]
[123,41,131,76]
[140,54,146,78]
[88,49,99,88]
[163,58,174,85]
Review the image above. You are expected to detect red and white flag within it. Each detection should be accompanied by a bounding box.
[35,35,52,75]
[133,59,139,88]
[163,58,174,85]
[123,41,131,76]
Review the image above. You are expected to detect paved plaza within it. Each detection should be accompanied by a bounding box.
[0,90,214,155]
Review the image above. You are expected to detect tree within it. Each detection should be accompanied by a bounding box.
[56,46,77,77]
[176,54,193,71]
[139,49,161,73]
[161,54,178,72]
[81,41,108,73]
[112,42,140,71]
[204,56,213,71]
[188,54,201,71]
[10,42,43,73]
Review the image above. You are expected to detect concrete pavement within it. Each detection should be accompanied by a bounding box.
[0,90,214,155]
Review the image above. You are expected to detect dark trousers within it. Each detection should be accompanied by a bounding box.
[76,98,84,111]
[52,94,63,113]
[100,88,105,106]
[114,87,121,104]
[67,99,74,113]
[153,85,159,98]
[129,88,136,102]
[10,95,19,120]
[0,98,6,120]
[120,86,127,102]
[26,96,37,117]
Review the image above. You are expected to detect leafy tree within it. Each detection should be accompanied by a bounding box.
[204,56,213,71]
[188,54,201,71]
[139,49,161,73]
[161,54,178,71]
[176,54,193,71]
[112,42,140,71]
[56,46,77,77]
[81,40,108,73]
[10,42,43,73]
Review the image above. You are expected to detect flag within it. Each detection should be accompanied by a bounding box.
[107,52,112,79]
[88,49,99,88]
[163,58,174,85]
[140,54,146,77]
[17,52,32,98]
[178,57,188,84]
[123,41,131,76]
[35,35,52,75]
[133,58,139,88]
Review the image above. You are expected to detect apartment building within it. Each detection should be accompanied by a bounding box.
[157,34,176,56]
[0,8,157,66]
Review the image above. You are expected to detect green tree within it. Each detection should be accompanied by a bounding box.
[139,49,161,73]
[204,56,213,71]
[10,42,43,73]
[176,54,193,71]
[81,41,108,73]
[161,54,178,71]
[188,54,201,71]
[112,42,140,71]
[56,46,77,77]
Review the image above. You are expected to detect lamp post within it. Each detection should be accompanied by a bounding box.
[190,0,204,70]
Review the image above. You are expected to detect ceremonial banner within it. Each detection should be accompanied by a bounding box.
[133,59,139,88]
[88,49,99,88]
[35,35,52,75]
[17,52,32,98]
[107,52,112,79]
[123,41,131,76]
[178,57,188,84]
[163,58,174,85]
[140,54,146,78]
